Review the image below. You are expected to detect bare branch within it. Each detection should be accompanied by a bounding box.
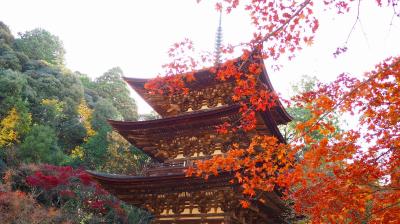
[344,0,362,44]
[262,0,312,43]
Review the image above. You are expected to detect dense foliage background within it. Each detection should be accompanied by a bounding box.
[0,21,154,223]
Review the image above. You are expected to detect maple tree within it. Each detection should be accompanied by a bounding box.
[145,0,400,223]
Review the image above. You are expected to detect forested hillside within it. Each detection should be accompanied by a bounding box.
[0,21,153,223]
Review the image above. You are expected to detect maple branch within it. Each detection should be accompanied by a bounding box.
[364,201,400,221]
[261,0,312,43]
[291,57,400,143]
[366,182,400,192]
[391,0,400,17]
[225,0,312,51]
[216,1,313,120]
[373,147,395,163]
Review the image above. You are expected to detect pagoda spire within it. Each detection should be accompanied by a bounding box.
[214,10,223,66]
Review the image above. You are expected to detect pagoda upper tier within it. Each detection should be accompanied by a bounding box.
[109,57,292,163]
[123,58,291,124]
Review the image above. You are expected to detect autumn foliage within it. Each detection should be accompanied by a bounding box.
[192,56,400,223]
[0,170,62,223]
[0,164,150,223]
[285,57,400,223]
[25,164,146,221]
[145,0,400,223]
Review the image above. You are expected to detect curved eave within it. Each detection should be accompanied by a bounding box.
[261,109,286,144]
[108,104,240,131]
[258,59,293,125]
[87,170,228,182]
[87,170,289,221]
[122,76,165,116]
[107,103,285,142]
[108,105,242,162]
[123,72,223,117]
[122,77,148,92]
[86,170,234,192]
[123,76,149,84]
[107,104,286,162]
[123,68,218,90]
[87,170,187,182]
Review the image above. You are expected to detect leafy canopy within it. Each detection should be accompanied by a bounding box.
[15,28,65,65]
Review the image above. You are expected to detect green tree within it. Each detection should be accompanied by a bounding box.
[95,67,138,121]
[0,22,26,71]
[138,111,161,121]
[38,98,64,128]
[0,69,29,116]
[0,42,22,71]
[0,22,14,45]
[18,125,65,164]
[23,65,86,152]
[91,98,122,130]
[79,128,109,169]
[14,28,65,65]
[0,22,145,175]
[75,72,101,108]
[100,131,151,175]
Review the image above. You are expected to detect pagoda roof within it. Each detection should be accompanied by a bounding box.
[123,58,292,124]
[86,170,233,192]
[87,170,289,223]
[108,104,286,162]
[86,170,287,208]
[108,104,240,131]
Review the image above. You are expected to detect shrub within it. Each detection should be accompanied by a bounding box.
[24,164,152,223]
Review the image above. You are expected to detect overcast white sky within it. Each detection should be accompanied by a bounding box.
[1,0,400,114]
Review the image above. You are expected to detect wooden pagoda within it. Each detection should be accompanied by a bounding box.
[87,57,292,224]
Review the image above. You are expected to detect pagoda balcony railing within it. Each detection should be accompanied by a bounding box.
[143,160,198,177]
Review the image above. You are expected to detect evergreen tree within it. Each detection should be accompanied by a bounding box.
[14,28,65,65]
[95,67,138,121]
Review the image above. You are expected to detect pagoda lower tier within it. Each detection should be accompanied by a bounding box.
[87,168,289,224]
